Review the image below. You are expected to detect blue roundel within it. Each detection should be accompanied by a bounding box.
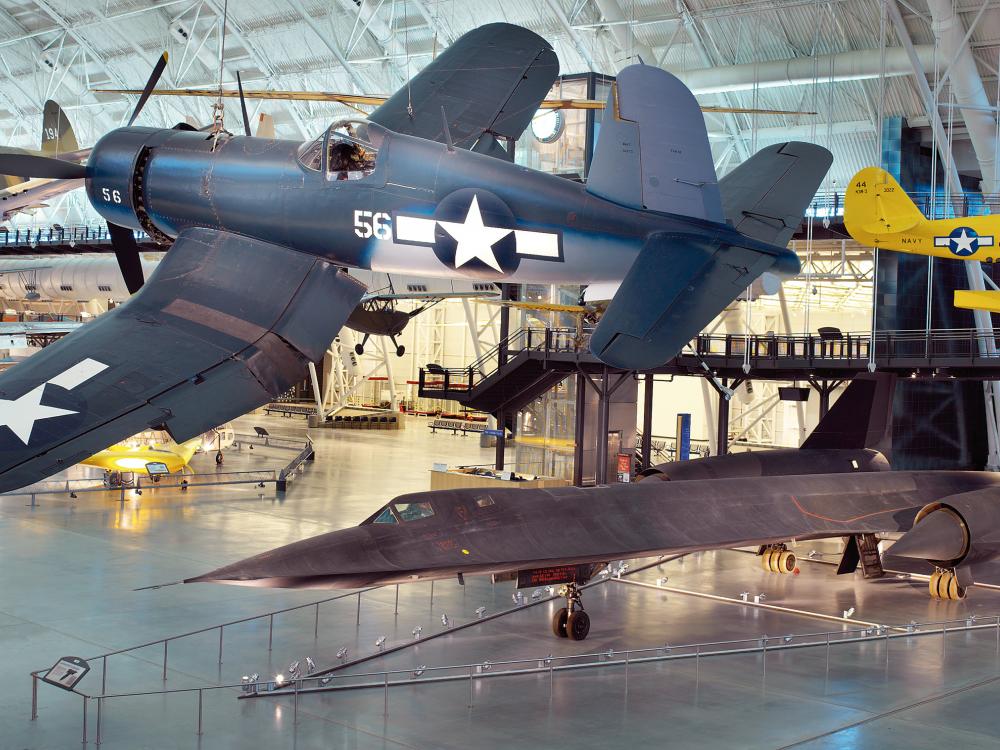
[947,226,980,257]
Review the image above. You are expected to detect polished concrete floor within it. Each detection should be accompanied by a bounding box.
[3,413,1000,749]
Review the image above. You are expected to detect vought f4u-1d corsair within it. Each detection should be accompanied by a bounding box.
[0,24,830,492]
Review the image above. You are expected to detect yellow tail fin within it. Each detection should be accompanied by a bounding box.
[844,167,925,244]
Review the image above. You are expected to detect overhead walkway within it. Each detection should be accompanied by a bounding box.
[420,325,1000,410]
[419,325,1000,476]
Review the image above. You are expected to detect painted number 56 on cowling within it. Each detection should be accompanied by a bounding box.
[354,210,391,239]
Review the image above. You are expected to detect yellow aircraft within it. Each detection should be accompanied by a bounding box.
[81,425,235,475]
[844,166,1000,313]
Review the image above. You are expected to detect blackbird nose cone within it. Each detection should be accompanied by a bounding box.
[185,526,373,587]
[891,508,968,562]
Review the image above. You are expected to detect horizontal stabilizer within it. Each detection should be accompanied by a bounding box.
[589,231,799,370]
[0,228,364,492]
[719,142,833,247]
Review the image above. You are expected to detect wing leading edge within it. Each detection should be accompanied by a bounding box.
[0,228,365,492]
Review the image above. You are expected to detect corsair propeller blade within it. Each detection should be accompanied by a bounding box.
[0,153,86,180]
[127,51,169,127]
[107,222,145,294]
[236,71,252,137]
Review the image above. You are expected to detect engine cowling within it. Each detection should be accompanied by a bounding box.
[892,488,1000,568]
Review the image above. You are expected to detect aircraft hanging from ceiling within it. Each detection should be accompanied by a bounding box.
[0,100,90,220]
[186,374,1000,640]
[844,166,1000,312]
[0,23,831,493]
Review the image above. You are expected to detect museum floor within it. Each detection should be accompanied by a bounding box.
[3,413,1000,749]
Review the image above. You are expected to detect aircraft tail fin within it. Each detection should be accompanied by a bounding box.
[719,142,833,247]
[41,100,79,155]
[801,373,896,457]
[586,65,723,222]
[844,167,925,244]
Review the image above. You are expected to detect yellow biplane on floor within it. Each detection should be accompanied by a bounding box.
[844,166,1000,313]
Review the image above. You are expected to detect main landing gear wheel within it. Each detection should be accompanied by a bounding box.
[552,607,568,637]
[567,610,590,641]
[929,569,967,600]
[760,546,795,574]
[396,345,405,357]
[355,343,365,355]
[552,582,589,640]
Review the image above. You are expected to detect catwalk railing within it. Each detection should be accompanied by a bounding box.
[419,326,1000,398]
[0,224,149,247]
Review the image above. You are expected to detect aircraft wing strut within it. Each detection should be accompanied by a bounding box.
[0,228,364,492]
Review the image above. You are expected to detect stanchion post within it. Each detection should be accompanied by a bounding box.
[624,650,630,693]
[102,656,107,695]
[383,672,389,717]
[314,603,320,639]
[82,695,88,745]
[162,641,168,681]
[430,580,434,609]
[762,637,767,684]
[197,689,203,736]
[468,666,474,708]
[218,626,224,665]
[394,585,399,615]
[356,591,361,626]
[31,673,38,720]
[268,614,274,651]
[96,697,102,746]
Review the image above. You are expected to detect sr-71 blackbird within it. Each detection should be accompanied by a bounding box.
[0,24,830,492]
[189,375,1000,641]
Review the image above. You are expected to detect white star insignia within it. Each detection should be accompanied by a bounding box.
[437,195,512,273]
[952,229,977,255]
[0,384,76,445]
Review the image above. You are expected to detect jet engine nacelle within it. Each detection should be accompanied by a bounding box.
[85,126,173,233]
[894,489,1000,568]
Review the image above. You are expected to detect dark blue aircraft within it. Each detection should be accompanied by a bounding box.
[0,24,830,492]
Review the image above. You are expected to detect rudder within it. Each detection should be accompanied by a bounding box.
[844,167,924,245]
[41,100,79,155]
[587,65,723,222]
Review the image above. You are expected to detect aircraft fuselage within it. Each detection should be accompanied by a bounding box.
[86,126,792,287]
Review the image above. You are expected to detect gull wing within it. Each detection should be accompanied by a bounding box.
[0,227,364,492]
[368,23,558,152]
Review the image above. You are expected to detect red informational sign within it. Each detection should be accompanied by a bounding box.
[517,564,594,588]
[617,452,632,483]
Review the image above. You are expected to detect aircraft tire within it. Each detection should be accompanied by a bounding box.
[552,607,569,638]
[567,610,590,641]
[761,550,773,572]
[355,344,364,355]
[944,571,966,601]
[929,571,942,599]
[396,345,405,357]
[777,551,795,574]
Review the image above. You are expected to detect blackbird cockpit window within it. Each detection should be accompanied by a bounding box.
[371,506,397,524]
[297,118,384,180]
[393,501,435,522]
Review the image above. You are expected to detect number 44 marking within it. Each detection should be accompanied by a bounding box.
[354,210,391,240]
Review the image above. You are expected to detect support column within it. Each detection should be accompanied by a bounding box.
[640,373,654,470]
[596,368,611,485]
[497,284,515,368]
[717,378,730,457]
[495,409,506,471]
[573,372,586,487]
[819,382,830,420]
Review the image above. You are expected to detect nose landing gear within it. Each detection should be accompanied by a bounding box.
[551,582,590,640]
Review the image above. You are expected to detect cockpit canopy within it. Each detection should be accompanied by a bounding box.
[297,118,385,180]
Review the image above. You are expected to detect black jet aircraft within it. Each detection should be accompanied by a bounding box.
[188,375,1000,640]
[0,24,830,492]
